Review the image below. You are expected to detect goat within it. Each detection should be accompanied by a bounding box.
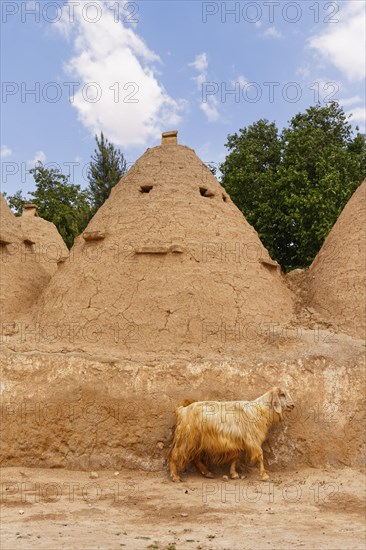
[168,387,294,482]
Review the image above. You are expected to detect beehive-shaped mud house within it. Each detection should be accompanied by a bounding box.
[30,132,294,358]
[307,180,366,339]
[0,196,68,321]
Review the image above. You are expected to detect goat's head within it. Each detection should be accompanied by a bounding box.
[270,387,295,420]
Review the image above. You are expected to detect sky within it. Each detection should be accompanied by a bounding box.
[1,0,365,196]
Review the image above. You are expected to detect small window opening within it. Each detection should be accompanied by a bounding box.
[140,185,153,193]
[199,187,214,198]
[24,240,35,253]
[222,194,227,202]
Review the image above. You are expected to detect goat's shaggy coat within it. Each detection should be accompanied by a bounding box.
[169,387,294,482]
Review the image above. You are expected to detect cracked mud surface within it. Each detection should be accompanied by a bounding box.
[13,143,294,358]
[1,344,365,472]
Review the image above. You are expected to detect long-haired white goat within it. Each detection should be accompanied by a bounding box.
[169,387,294,482]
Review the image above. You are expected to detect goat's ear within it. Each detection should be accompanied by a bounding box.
[271,389,282,414]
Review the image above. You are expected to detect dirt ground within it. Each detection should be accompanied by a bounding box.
[1,465,365,550]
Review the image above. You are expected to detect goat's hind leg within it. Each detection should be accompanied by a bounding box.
[229,454,240,479]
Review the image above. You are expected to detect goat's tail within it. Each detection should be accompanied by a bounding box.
[168,399,195,459]
[169,399,199,470]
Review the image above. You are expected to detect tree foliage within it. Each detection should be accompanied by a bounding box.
[30,165,91,248]
[220,103,366,271]
[87,132,127,215]
[5,165,91,249]
[4,189,27,215]
[4,133,127,248]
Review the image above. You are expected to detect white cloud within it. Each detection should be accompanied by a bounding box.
[189,53,209,87]
[201,98,220,122]
[189,52,220,122]
[189,53,208,74]
[55,0,185,148]
[346,107,366,130]
[339,95,363,107]
[263,26,282,39]
[255,21,262,29]
[1,145,12,159]
[235,75,248,87]
[346,107,366,124]
[28,150,46,166]
[309,1,366,81]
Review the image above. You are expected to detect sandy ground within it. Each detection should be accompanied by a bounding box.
[1,466,365,550]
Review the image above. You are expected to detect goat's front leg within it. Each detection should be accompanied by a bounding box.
[194,455,214,478]
[256,448,269,481]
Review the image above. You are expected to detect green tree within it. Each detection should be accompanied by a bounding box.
[87,132,127,214]
[3,189,27,215]
[220,119,281,227]
[30,165,91,248]
[221,103,366,271]
[5,165,91,248]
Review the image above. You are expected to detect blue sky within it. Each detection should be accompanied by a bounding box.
[1,0,365,196]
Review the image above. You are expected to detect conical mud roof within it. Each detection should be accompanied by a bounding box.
[30,132,294,358]
[307,180,366,338]
[0,196,68,322]
[19,204,69,277]
[0,192,20,245]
